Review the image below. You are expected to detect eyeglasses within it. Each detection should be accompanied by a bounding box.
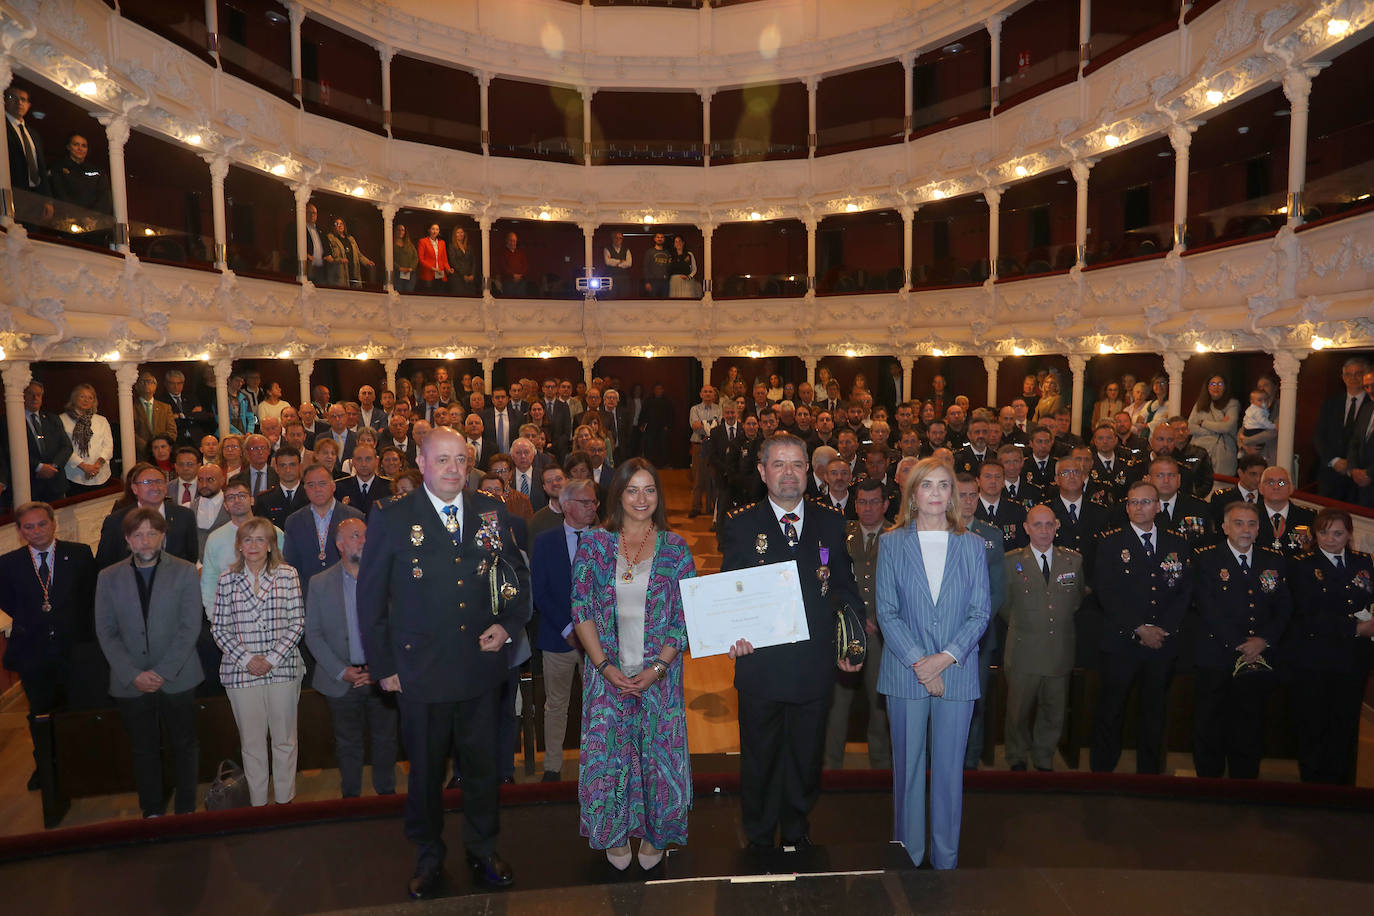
[246,444,270,452]
[1262,479,1290,488]
[1125,498,1157,508]
[134,477,166,487]
[565,498,599,507]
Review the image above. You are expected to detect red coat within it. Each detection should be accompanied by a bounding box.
[417,236,449,283]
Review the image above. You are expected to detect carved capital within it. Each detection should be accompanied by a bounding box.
[212,358,235,384]
[293,183,313,205]
[698,86,716,102]
[99,115,130,148]
[983,187,1002,208]
[982,355,1003,374]
[295,358,315,375]
[112,362,141,391]
[579,85,597,102]
[0,359,32,397]
[1270,348,1305,381]
[481,357,496,372]
[285,0,305,29]
[1067,354,1088,374]
[900,205,915,222]
[1162,351,1186,379]
[1280,67,1317,108]
[476,70,492,89]
[207,155,230,184]
[804,75,820,93]
[804,356,819,369]
[1167,121,1196,152]
[380,204,397,222]
[899,356,915,370]
[0,58,13,93]
[376,43,394,65]
[383,358,401,375]
[1069,159,1093,185]
[985,13,1005,40]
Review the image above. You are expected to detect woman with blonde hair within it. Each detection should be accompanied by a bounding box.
[1031,375,1062,424]
[877,458,990,869]
[212,516,305,806]
[60,382,113,493]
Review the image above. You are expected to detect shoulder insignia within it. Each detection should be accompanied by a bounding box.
[1059,546,1081,556]
[1101,527,1123,536]
[1352,550,1370,560]
[1256,545,1285,558]
[1194,543,1217,553]
[727,503,756,518]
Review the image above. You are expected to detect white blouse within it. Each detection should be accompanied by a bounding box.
[918,530,947,605]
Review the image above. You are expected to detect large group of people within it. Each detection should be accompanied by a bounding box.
[0,353,1371,897]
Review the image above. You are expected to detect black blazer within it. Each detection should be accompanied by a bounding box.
[1284,549,1374,673]
[252,484,310,530]
[1002,479,1042,508]
[1255,504,1317,559]
[1207,486,1258,530]
[6,116,48,193]
[1024,454,1058,491]
[231,465,279,497]
[974,498,1029,550]
[1048,496,1112,573]
[95,502,199,569]
[378,433,418,465]
[356,489,531,703]
[1190,543,1290,668]
[718,499,863,704]
[24,410,74,502]
[317,429,358,462]
[1092,526,1194,658]
[157,390,213,444]
[1312,391,1363,496]
[602,406,633,462]
[334,475,390,517]
[541,399,573,455]
[0,540,96,673]
[1113,493,1215,547]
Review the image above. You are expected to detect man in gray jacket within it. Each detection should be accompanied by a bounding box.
[94,507,204,818]
[305,517,398,797]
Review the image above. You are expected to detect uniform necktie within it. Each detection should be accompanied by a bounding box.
[1007,483,1017,498]
[866,532,876,553]
[253,470,264,495]
[1245,492,1255,503]
[1335,553,1344,570]
[1038,460,1047,475]
[443,505,461,544]
[1041,553,1051,583]
[1346,396,1359,430]
[181,482,193,505]
[17,119,38,187]
[360,481,368,497]
[1067,502,1078,525]
[1104,460,1112,473]
[37,550,51,590]
[1238,553,1250,574]
[519,472,530,495]
[284,488,295,503]
[1141,531,1154,556]
[782,512,799,549]
[1272,513,1284,539]
[29,412,41,438]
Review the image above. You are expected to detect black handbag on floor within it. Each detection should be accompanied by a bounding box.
[205,759,251,811]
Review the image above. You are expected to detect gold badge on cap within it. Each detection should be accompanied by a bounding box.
[755,533,769,554]
[410,525,425,547]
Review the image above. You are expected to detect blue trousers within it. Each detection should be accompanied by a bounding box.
[889,694,974,869]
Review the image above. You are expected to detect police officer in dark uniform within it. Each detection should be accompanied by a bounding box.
[720,433,864,849]
[1117,456,1214,548]
[1190,501,1290,779]
[1254,466,1316,560]
[972,460,1029,551]
[358,428,530,899]
[1169,416,1215,499]
[952,414,994,478]
[997,445,1041,507]
[1089,478,1195,774]
[1023,426,1060,493]
[1086,421,1137,505]
[1048,457,1113,667]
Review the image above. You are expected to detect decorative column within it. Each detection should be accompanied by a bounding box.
[212,358,233,437]
[287,0,304,101]
[901,205,914,287]
[1079,0,1091,70]
[112,362,140,474]
[804,356,819,388]
[701,222,714,296]
[381,204,396,292]
[1070,159,1092,267]
[384,358,401,397]
[1167,122,1195,251]
[582,358,594,387]
[581,221,595,280]
[205,0,219,61]
[700,87,713,167]
[805,75,819,159]
[2,361,33,506]
[901,53,915,136]
[481,357,495,394]
[1162,351,1186,419]
[478,71,491,157]
[479,215,494,295]
[1271,349,1304,474]
[1281,66,1323,227]
[295,358,314,406]
[985,187,1002,280]
[207,155,229,271]
[900,356,915,407]
[983,355,1002,409]
[580,85,595,166]
[293,183,311,282]
[1067,354,1088,437]
[804,215,817,297]
[378,43,394,137]
[97,114,132,253]
[987,13,1004,110]
[698,354,715,388]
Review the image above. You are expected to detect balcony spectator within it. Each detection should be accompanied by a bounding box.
[299,202,325,283]
[1091,381,1124,426]
[392,223,418,292]
[1189,375,1240,476]
[324,216,375,288]
[448,226,478,296]
[497,231,529,297]
[256,381,289,427]
[642,231,671,298]
[1237,387,1277,465]
[48,131,112,241]
[161,369,215,445]
[416,223,449,292]
[603,231,632,298]
[4,85,52,225]
[13,380,73,503]
[133,372,177,463]
[667,235,699,299]
[60,383,113,494]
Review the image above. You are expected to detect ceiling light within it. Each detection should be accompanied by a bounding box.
[0,346,5,360]
[1277,205,1288,214]
[443,351,457,360]
[538,350,551,359]
[930,348,944,357]
[351,186,366,197]
[1311,336,1331,350]
[1014,165,1028,178]
[198,352,210,361]
[1157,150,1172,157]
[1327,19,1350,37]
[76,81,98,97]
[102,350,120,362]
[1194,342,1209,353]
[749,211,763,221]
[538,210,551,221]
[643,214,655,224]
[644,349,655,359]
[270,163,287,176]
[748,349,762,358]
[845,203,859,213]
[143,227,155,236]
[1104,134,1121,147]
[1012,346,1027,356]
[1205,89,1224,105]
[355,352,369,360]
[931,189,946,200]
[1098,343,1114,354]
[187,134,202,146]
[845,348,857,358]
[440,202,453,212]
[278,349,292,358]
[1237,126,1249,134]
[68,223,83,233]
[1358,193,1372,201]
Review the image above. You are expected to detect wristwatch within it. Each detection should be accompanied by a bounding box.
[649,658,668,678]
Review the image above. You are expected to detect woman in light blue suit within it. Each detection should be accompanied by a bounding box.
[877,458,990,869]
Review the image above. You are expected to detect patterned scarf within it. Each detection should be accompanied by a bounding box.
[67,408,94,456]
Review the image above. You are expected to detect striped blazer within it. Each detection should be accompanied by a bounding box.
[875,525,991,702]
[211,564,305,688]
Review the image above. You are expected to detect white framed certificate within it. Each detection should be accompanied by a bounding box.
[680,560,810,658]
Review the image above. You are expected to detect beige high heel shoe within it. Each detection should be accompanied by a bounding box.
[637,840,664,870]
[606,845,632,871]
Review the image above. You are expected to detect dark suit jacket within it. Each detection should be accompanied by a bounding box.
[357,489,531,703]
[1256,503,1317,559]
[1093,526,1194,658]
[719,499,864,703]
[378,433,418,465]
[953,447,991,478]
[1190,543,1290,668]
[1284,548,1374,673]
[479,407,522,453]
[282,501,365,596]
[253,484,310,530]
[317,429,358,462]
[1048,496,1112,564]
[23,410,74,501]
[95,502,199,569]
[304,561,364,696]
[1003,479,1042,508]
[133,398,177,461]
[1025,455,1058,491]
[334,474,390,517]
[6,116,48,193]
[1208,486,1259,530]
[231,464,279,497]
[530,523,586,654]
[975,498,1030,550]
[0,541,96,673]
[1313,391,1364,497]
[541,399,572,455]
[602,406,633,462]
[157,390,214,444]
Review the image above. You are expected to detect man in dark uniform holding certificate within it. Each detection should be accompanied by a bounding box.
[720,432,865,849]
[358,427,530,899]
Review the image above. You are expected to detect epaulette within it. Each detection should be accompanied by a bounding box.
[1193,543,1218,553]
[1255,544,1285,558]
[1352,550,1370,560]
[1101,527,1123,536]
[1058,545,1081,556]
[727,502,757,518]
[807,496,842,514]
[1293,549,1316,559]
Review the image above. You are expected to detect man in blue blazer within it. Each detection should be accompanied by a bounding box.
[306,518,398,798]
[720,433,864,850]
[530,478,600,782]
[283,465,365,597]
[334,445,389,517]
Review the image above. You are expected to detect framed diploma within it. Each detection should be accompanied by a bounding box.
[680,560,809,658]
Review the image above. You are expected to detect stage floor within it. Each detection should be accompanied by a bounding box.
[3,784,1372,914]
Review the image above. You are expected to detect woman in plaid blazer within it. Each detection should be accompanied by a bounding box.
[212,516,305,806]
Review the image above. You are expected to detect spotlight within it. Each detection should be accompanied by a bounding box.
[187,134,202,146]
[1104,134,1121,147]
[443,351,456,360]
[538,210,551,221]
[930,348,944,357]
[270,163,287,176]
[749,212,763,221]
[845,349,857,358]
[351,186,366,197]
[1012,346,1027,356]
[1205,90,1224,105]
[198,352,211,361]
[643,214,655,224]
[76,81,98,97]
[644,349,655,359]
[539,350,551,359]
[355,352,369,360]
[1310,336,1331,350]
[931,189,946,200]
[748,349,761,359]
[440,202,453,212]
[279,349,292,358]
[1014,165,1028,178]
[845,203,859,213]
[1327,19,1350,37]
[1098,343,1114,354]
[1194,342,1209,353]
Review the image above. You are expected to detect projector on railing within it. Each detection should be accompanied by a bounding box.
[576,276,612,294]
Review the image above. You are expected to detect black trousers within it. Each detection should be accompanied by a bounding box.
[738,692,829,846]
[1292,669,1366,785]
[449,666,519,781]
[1090,650,1175,774]
[399,687,501,871]
[326,686,399,797]
[115,688,199,817]
[22,664,65,774]
[1192,666,1274,779]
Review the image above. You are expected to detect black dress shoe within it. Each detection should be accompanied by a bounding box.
[745,840,774,850]
[27,770,40,791]
[407,866,443,900]
[1009,763,1027,772]
[467,852,515,888]
[782,834,812,850]
[541,771,561,783]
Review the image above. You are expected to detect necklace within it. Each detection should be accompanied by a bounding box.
[620,526,655,581]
